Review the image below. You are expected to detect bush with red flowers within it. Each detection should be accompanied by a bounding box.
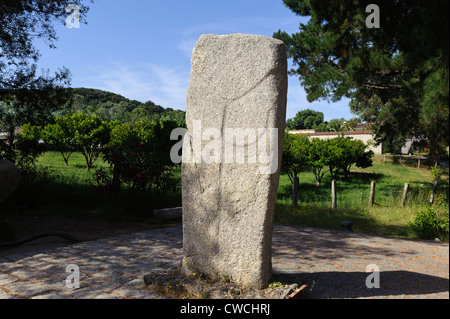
[97,119,181,194]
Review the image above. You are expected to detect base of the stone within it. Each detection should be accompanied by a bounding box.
[143,268,302,299]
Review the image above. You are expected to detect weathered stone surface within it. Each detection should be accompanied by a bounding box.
[0,160,21,204]
[182,33,287,289]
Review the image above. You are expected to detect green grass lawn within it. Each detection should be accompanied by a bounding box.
[4,152,449,240]
[5,151,181,223]
[36,151,109,183]
[274,155,449,239]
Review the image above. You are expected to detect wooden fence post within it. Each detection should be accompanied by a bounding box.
[369,181,376,207]
[429,181,438,204]
[331,180,337,209]
[401,183,409,207]
[417,157,421,169]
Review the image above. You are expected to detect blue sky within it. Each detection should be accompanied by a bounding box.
[34,0,354,122]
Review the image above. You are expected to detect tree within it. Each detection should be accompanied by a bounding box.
[1,0,91,89]
[275,0,449,164]
[41,116,77,166]
[0,0,93,162]
[0,73,72,163]
[69,113,110,170]
[282,133,310,207]
[326,118,346,132]
[0,122,45,169]
[60,88,186,125]
[307,138,330,186]
[326,137,374,179]
[286,109,324,130]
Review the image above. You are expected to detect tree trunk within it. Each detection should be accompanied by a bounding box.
[428,142,441,167]
[84,149,91,171]
[7,126,15,161]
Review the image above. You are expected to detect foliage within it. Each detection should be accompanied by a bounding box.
[286,109,324,130]
[41,113,110,170]
[41,115,76,166]
[1,1,92,142]
[282,133,310,207]
[92,167,115,195]
[285,112,362,133]
[102,119,180,193]
[326,137,374,179]
[306,138,330,186]
[0,0,90,89]
[431,167,444,183]
[282,134,374,186]
[275,0,449,163]
[15,123,45,169]
[409,206,449,241]
[282,133,310,183]
[0,123,44,169]
[69,113,111,170]
[276,154,449,239]
[63,88,186,124]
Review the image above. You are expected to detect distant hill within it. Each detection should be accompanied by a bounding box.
[71,88,144,109]
[64,88,185,124]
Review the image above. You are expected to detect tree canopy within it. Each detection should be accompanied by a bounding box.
[0,0,91,89]
[0,0,93,155]
[286,109,324,130]
[275,0,449,162]
[64,88,186,124]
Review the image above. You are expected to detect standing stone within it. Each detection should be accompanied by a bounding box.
[0,160,21,204]
[182,33,287,289]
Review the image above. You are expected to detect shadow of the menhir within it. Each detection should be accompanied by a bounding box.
[273,271,449,299]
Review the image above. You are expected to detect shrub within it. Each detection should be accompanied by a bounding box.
[431,167,444,182]
[409,206,449,241]
[0,123,45,170]
[101,119,180,194]
[326,137,374,178]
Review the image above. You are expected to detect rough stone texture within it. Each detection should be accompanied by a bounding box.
[0,159,21,204]
[182,33,287,289]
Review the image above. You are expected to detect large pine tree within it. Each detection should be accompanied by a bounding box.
[275,0,449,162]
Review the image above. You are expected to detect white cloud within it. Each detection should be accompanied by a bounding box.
[145,64,189,109]
[76,62,189,110]
[178,37,197,59]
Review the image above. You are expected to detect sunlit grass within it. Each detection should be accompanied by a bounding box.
[275,155,449,239]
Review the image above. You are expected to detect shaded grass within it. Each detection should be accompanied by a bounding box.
[4,151,182,224]
[4,152,449,240]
